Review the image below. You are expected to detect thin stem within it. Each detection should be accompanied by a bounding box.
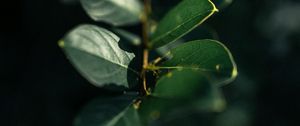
[142,0,151,48]
[141,0,151,95]
[142,50,149,95]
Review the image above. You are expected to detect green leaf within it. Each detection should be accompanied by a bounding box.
[74,94,142,126]
[80,0,142,26]
[59,24,138,88]
[155,26,218,56]
[153,70,210,99]
[153,69,226,112]
[61,0,79,5]
[139,70,226,125]
[149,0,218,48]
[138,96,179,125]
[113,29,141,46]
[159,39,237,86]
[155,38,185,58]
[213,0,233,10]
[181,25,219,41]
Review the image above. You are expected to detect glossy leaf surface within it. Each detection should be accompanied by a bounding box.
[139,70,226,125]
[160,40,237,86]
[60,24,138,88]
[74,95,141,126]
[80,0,142,26]
[150,0,218,48]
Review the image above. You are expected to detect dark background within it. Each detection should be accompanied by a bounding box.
[1,0,299,126]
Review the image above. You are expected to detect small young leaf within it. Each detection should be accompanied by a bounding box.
[80,0,142,26]
[113,29,141,46]
[60,24,138,88]
[150,0,218,48]
[74,95,142,126]
[214,0,233,10]
[159,39,237,86]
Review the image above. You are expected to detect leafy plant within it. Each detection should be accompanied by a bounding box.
[59,0,237,125]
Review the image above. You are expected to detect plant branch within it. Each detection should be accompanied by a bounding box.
[141,0,151,95]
